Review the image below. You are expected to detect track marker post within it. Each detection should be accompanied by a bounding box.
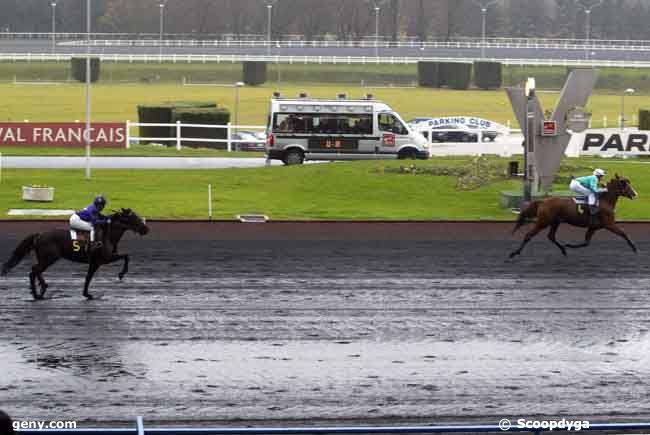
[208,184,213,220]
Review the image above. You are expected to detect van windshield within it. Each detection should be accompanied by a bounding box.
[378,112,408,135]
[273,113,373,135]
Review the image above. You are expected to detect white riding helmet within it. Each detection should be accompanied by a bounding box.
[593,168,606,177]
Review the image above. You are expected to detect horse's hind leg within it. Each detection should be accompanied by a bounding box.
[29,269,38,300]
[31,257,59,299]
[83,263,100,300]
[566,228,596,249]
[509,222,547,258]
[547,221,567,256]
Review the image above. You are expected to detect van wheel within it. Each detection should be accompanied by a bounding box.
[284,150,304,165]
[398,149,417,160]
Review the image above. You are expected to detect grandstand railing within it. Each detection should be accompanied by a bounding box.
[3,53,650,68]
[15,418,650,435]
[57,38,650,51]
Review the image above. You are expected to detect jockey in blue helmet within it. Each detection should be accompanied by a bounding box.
[69,195,109,250]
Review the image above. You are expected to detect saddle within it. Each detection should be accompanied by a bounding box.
[572,196,599,207]
[69,230,90,241]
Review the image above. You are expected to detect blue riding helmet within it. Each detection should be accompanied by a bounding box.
[94,195,107,210]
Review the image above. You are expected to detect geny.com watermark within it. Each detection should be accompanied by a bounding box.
[12,420,78,431]
[499,418,590,431]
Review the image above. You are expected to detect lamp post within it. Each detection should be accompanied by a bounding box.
[234,81,244,132]
[368,0,386,57]
[620,88,635,130]
[51,2,57,54]
[472,0,498,59]
[85,0,91,180]
[265,1,278,57]
[159,2,165,58]
[523,77,536,202]
[576,0,604,58]
[374,6,380,57]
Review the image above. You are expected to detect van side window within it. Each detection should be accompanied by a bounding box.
[274,113,372,135]
[378,113,408,135]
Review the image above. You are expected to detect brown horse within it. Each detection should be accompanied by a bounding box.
[509,175,638,258]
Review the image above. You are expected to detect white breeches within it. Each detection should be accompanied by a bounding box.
[69,213,95,241]
[569,180,597,206]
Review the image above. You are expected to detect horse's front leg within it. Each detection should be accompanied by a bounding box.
[107,253,129,280]
[605,224,638,253]
[83,262,100,300]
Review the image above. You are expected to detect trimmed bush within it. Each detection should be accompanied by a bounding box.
[639,109,650,130]
[474,61,502,89]
[163,101,217,109]
[71,57,101,83]
[417,61,440,87]
[172,108,231,148]
[437,62,451,87]
[439,62,472,90]
[137,101,218,145]
[243,61,267,85]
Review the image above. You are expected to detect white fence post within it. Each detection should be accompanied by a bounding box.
[125,120,130,149]
[208,184,213,220]
[227,122,232,152]
[176,120,182,151]
[603,116,607,129]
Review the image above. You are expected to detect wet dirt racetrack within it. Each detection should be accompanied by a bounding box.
[2,222,650,425]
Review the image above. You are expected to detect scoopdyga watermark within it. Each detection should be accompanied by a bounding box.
[499,418,590,431]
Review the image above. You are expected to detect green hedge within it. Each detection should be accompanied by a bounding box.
[243,61,267,85]
[639,109,650,130]
[439,62,472,90]
[137,101,218,145]
[71,57,101,83]
[417,61,440,87]
[474,61,502,89]
[172,108,231,148]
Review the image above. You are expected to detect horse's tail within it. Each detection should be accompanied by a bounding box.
[1,234,38,276]
[512,201,541,234]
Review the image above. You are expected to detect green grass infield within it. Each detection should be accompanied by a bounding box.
[1,157,648,221]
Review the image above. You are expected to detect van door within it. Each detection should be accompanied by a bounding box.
[377,112,410,155]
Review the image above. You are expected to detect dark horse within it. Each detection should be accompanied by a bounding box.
[510,175,638,258]
[1,208,149,300]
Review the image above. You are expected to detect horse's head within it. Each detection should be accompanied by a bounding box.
[607,174,638,200]
[111,208,150,235]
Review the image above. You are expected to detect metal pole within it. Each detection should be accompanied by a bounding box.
[620,92,625,130]
[374,6,380,57]
[267,4,272,57]
[85,0,91,180]
[481,7,486,58]
[525,99,535,200]
[235,85,240,131]
[159,2,164,58]
[51,2,56,54]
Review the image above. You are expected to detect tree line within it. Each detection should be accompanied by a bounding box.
[2,0,650,41]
